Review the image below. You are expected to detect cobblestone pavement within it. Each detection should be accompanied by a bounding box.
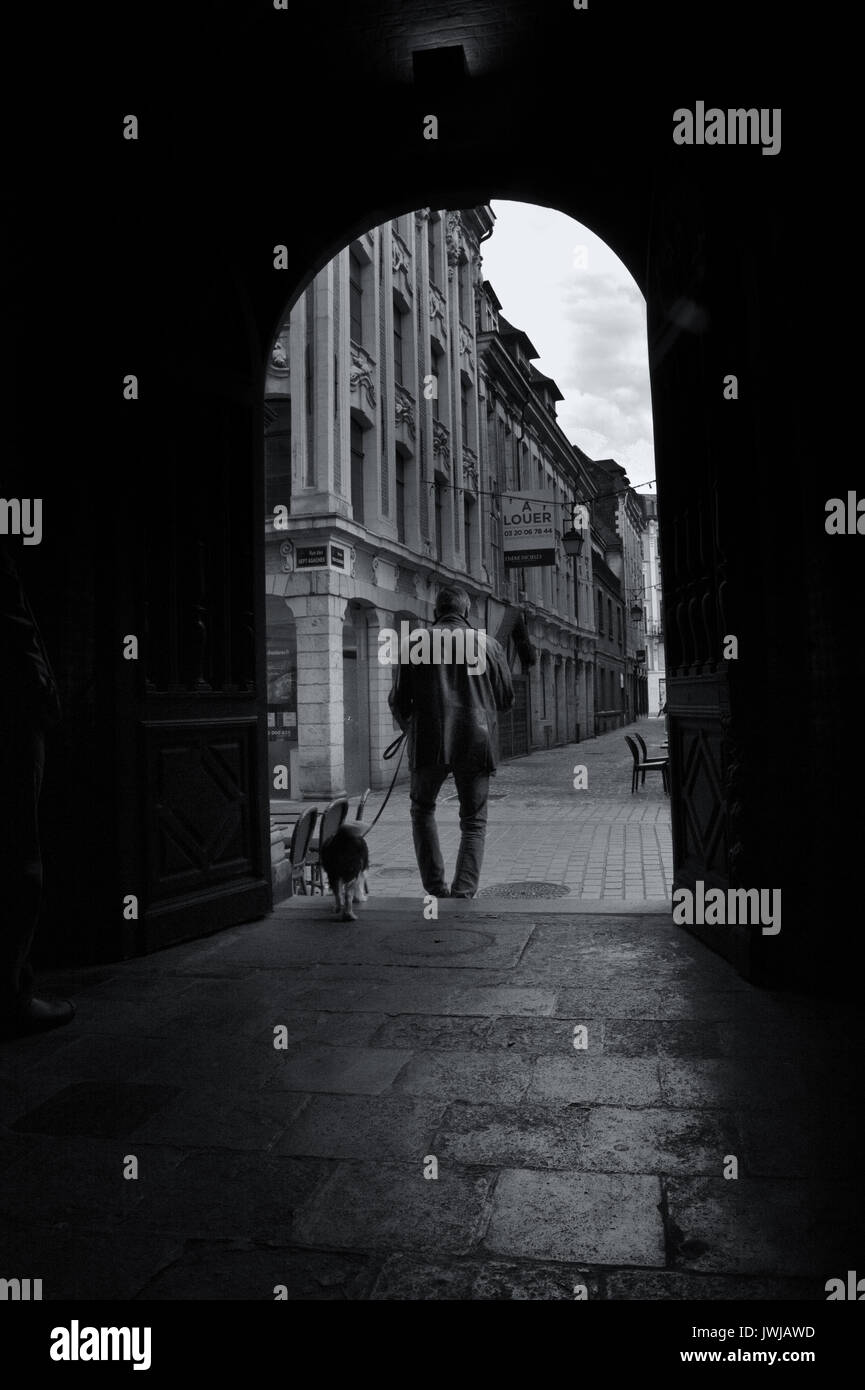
[363,717,673,903]
[4,900,861,1300]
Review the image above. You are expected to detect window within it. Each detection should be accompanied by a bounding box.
[396,455,406,543]
[350,421,365,524]
[434,480,444,558]
[393,298,405,386]
[427,217,437,281]
[597,590,604,633]
[264,399,292,516]
[463,498,472,570]
[460,385,469,440]
[490,512,502,589]
[617,607,623,649]
[431,346,443,420]
[349,254,363,344]
[607,598,614,639]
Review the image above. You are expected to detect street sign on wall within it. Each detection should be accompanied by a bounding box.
[502,490,558,567]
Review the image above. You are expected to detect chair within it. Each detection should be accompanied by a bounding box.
[355,787,371,821]
[633,731,669,789]
[287,807,319,895]
[307,797,349,893]
[625,735,669,795]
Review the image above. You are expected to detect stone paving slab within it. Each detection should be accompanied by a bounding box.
[265,1045,413,1095]
[251,918,534,970]
[664,1177,865,1278]
[293,1161,496,1255]
[0,1216,186,1302]
[133,1151,331,1243]
[360,982,558,1017]
[131,1087,310,1153]
[527,1056,662,1106]
[0,1136,187,1228]
[484,1170,665,1265]
[136,1244,378,1301]
[368,1014,493,1050]
[579,1106,741,1176]
[658,1058,805,1110]
[391,1050,534,1104]
[603,1270,821,1301]
[276,1094,445,1160]
[369,1252,603,1300]
[432,1100,587,1169]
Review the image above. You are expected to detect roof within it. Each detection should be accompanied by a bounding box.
[482,279,502,311]
[529,365,564,402]
[496,314,540,360]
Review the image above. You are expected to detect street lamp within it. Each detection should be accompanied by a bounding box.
[626,587,645,624]
[562,501,589,557]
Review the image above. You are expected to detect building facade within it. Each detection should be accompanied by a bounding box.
[640,493,666,714]
[585,457,649,724]
[264,206,637,801]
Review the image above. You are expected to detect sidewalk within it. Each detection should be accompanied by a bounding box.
[362,717,672,903]
[1,891,862,1300]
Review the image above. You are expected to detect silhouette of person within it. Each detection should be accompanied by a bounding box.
[0,536,75,1036]
[389,584,514,899]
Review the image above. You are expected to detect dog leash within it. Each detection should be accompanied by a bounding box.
[360,732,406,836]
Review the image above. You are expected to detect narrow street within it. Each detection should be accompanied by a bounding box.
[364,716,672,903]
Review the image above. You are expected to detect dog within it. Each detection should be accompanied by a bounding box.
[319,822,370,922]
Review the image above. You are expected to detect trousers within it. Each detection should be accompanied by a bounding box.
[409,763,489,897]
[0,707,45,1018]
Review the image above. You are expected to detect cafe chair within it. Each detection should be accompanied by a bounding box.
[287,806,319,895]
[307,797,349,893]
[625,734,669,795]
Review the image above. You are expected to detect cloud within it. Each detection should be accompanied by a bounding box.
[554,271,654,482]
[483,202,656,487]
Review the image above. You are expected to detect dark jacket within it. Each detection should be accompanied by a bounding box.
[388,615,514,773]
[0,539,62,727]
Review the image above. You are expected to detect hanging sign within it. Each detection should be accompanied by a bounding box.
[502,490,558,567]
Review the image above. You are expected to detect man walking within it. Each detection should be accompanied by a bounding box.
[388,585,514,899]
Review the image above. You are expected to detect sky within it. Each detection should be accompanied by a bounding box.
[480,200,656,492]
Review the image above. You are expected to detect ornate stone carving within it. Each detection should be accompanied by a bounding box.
[428,282,447,335]
[392,231,411,277]
[433,420,450,468]
[348,546,357,578]
[462,445,478,493]
[458,321,475,372]
[371,554,397,591]
[349,342,376,409]
[279,540,293,574]
[414,207,430,225]
[394,383,416,438]
[446,212,462,266]
[270,329,289,371]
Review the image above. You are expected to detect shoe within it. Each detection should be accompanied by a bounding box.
[426,887,450,898]
[451,889,477,899]
[0,997,76,1038]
